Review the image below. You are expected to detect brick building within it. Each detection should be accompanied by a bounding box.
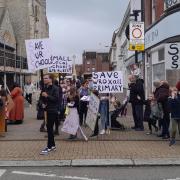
[144,0,180,95]
[0,0,48,89]
[82,51,109,79]
[75,64,83,79]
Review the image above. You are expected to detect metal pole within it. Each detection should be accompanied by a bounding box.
[3,37,6,90]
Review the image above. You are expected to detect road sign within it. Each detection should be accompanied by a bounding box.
[129,21,144,51]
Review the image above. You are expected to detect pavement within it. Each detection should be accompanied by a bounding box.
[1,103,180,167]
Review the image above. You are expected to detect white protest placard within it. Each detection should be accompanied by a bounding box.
[86,93,100,131]
[25,38,53,71]
[165,43,180,70]
[48,55,72,73]
[92,71,123,93]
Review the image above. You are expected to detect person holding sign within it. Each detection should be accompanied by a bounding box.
[79,80,90,126]
[40,74,59,155]
[61,87,80,140]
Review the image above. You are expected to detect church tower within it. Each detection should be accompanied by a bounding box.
[0,0,5,7]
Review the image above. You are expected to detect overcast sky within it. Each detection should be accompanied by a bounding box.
[46,0,129,64]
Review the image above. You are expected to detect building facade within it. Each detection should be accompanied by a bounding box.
[0,0,49,89]
[82,51,109,79]
[144,0,180,95]
[109,0,143,89]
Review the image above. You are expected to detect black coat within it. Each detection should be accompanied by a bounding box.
[143,100,151,122]
[154,84,169,103]
[129,79,145,105]
[41,84,59,113]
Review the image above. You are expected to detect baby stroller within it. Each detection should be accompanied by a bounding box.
[110,100,128,130]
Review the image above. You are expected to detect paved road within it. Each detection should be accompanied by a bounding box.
[1,167,180,180]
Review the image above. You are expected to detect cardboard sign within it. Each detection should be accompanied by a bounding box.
[25,39,53,71]
[48,56,72,73]
[86,93,100,131]
[165,43,180,70]
[92,71,123,93]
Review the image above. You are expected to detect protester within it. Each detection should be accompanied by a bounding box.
[79,80,90,126]
[40,74,59,155]
[99,93,109,135]
[8,83,24,124]
[144,94,161,135]
[24,80,35,107]
[154,80,170,139]
[62,86,80,140]
[128,74,145,131]
[168,87,180,146]
[0,88,6,136]
[53,79,62,135]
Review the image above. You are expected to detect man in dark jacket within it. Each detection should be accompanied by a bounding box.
[40,74,59,155]
[129,75,145,131]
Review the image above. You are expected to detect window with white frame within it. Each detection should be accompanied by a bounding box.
[153,62,165,81]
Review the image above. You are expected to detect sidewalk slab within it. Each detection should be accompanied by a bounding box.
[134,158,180,166]
[72,159,133,167]
[0,160,71,167]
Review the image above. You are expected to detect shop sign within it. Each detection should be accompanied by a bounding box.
[165,43,180,70]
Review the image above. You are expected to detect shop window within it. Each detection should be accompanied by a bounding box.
[153,63,165,81]
[158,48,164,61]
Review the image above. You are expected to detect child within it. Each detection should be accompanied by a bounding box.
[144,94,161,135]
[168,87,180,146]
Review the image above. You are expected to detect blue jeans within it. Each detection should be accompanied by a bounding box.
[99,100,109,130]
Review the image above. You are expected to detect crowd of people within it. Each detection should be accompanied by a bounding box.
[0,73,180,155]
[128,74,180,146]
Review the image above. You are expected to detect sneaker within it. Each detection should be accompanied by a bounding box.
[169,139,176,146]
[146,131,152,135]
[50,146,56,151]
[40,147,50,155]
[99,129,105,135]
[106,129,111,135]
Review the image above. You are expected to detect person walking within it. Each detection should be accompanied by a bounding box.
[40,74,59,155]
[24,80,35,107]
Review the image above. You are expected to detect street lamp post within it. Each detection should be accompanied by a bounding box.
[72,55,77,80]
[3,37,6,89]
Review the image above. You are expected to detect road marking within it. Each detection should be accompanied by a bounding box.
[0,169,6,177]
[165,178,180,180]
[12,171,101,180]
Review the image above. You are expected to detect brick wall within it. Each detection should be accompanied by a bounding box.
[155,0,164,21]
